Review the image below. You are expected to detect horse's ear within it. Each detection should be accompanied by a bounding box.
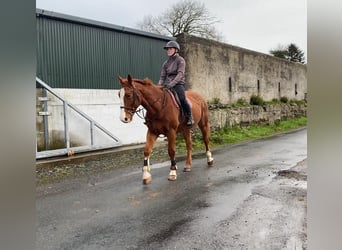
[127,74,134,87]
[118,75,123,83]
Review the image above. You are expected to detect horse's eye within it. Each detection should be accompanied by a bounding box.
[125,94,131,98]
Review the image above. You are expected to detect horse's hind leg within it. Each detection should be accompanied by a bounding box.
[199,120,214,166]
[182,129,193,172]
[143,130,158,185]
[167,130,178,181]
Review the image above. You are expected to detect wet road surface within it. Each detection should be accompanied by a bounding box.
[36,128,307,249]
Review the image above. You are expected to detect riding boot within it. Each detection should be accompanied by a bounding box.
[186,112,194,126]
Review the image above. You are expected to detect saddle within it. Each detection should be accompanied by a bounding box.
[165,89,192,121]
[166,89,181,109]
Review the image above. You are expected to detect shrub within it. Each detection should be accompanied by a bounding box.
[236,98,248,106]
[280,96,289,103]
[250,95,264,105]
[211,97,221,104]
[289,99,306,105]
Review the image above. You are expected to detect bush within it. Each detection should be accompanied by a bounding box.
[250,95,264,105]
[280,96,289,103]
[289,99,306,105]
[211,97,221,104]
[233,98,249,107]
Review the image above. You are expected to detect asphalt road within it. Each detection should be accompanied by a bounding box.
[36,128,307,250]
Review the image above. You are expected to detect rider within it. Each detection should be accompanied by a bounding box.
[158,40,194,126]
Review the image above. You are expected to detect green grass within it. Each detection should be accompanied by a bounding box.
[176,116,307,151]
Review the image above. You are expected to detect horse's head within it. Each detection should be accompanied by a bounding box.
[118,75,141,123]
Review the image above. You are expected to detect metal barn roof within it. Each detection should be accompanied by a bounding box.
[36,8,174,41]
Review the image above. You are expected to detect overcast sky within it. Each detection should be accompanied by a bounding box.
[36,0,307,58]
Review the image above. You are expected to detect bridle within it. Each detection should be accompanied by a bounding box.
[120,85,141,115]
[120,86,166,123]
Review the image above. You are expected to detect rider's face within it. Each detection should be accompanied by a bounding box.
[166,47,176,56]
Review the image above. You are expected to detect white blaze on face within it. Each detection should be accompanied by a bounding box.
[119,88,127,122]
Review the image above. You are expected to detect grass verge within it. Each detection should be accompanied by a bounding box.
[176,116,307,151]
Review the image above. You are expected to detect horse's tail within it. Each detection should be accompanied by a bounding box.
[185,90,210,125]
[200,98,209,124]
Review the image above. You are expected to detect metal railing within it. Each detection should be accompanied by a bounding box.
[36,77,121,159]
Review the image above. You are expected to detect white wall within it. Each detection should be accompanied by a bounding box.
[38,88,148,147]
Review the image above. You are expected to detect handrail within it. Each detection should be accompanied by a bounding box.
[36,77,121,158]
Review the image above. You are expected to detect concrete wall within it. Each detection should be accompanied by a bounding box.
[177,34,307,104]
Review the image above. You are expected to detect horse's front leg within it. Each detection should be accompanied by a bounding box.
[143,130,158,185]
[167,130,178,181]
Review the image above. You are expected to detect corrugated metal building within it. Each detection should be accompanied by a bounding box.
[36,8,173,89]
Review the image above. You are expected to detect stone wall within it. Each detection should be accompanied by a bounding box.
[177,34,307,104]
[208,103,307,130]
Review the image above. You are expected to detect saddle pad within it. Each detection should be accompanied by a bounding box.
[166,90,192,109]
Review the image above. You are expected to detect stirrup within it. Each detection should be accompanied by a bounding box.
[186,117,194,126]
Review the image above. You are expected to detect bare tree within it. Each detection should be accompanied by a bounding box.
[136,0,223,41]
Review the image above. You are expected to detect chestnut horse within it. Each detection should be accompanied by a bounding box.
[118,75,213,184]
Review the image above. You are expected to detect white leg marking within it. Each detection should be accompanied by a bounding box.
[168,165,177,177]
[142,167,151,180]
[206,151,214,162]
[142,157,151,180]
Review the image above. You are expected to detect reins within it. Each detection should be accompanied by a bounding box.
[144,88,167,121]
[143,88,167,135]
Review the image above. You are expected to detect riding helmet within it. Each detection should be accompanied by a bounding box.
[163,41,180,51]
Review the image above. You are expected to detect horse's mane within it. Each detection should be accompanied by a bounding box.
[133,78,154,86]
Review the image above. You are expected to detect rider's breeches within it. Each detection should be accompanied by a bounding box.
[173,84,191,114]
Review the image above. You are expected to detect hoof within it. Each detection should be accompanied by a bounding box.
[143,177,152,185]
[207,160,214,166]
[183,168,192,172]
[168,175,177,181]
[168,168,177,181]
